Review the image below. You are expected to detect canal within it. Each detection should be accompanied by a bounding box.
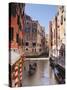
[22,59,58,86]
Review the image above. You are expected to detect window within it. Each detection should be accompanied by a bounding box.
[22,11,24,17]
[64,17,66,21]
[17,15,20,25]
[32,43,36,47]
[26,48,28,51]
[22,39,23,45]
[51,42,53,46]
[46,41,48,43]
[64,33,65,36]
[62,6,64,13]
[57,24,59,28]
[26,15,31,20]
[58,33,60,39]
[61,15,63,25]
[32,23,37,28]
[27,22,29,25]
[39,49,41,52]
[26,22,31,29]
[17,15,21,30]
[9,27,14,42]
[35,48,36,52]
[32,29,36,33]
[18,38,21,46]
[19,23,22,30]
[25,28,29,33]
[16,33,19,43]
[16,34,22,46]
[39,44,40,46]
[26,42,29,46]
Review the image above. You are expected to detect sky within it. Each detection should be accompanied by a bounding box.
[25,3,58,33]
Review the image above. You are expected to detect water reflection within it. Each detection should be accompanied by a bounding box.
[22,60,58,86]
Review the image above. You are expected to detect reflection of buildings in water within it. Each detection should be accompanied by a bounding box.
[22,60,58,86]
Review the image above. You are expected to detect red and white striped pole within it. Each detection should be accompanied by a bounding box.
[19,60,22,86]
[14,64,19,87]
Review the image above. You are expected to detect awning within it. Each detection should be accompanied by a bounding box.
[9,50,21,66]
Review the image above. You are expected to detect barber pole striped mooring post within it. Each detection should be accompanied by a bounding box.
[14,64,19,87]
[14,56,25,87]
[19,60,23,86]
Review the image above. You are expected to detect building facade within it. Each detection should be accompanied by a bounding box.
[49,6,65,69]
[9,3,25,53]
[23,15,45,57]
[23,15,32,56]
[45,33,49,54]
[36,22,45,55]
[31,20,38,55]
[51,16,57,56]
[57,6,65,56]
[9,3,25,87]
[49,21,52,56]
[49,6,65,57]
